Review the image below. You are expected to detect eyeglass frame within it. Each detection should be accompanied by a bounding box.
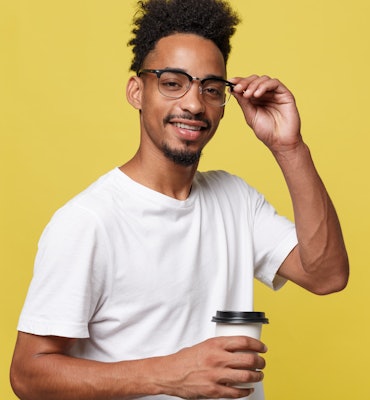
[137,68,235,107]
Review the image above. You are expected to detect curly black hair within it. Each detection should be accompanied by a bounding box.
[128,0,241,72]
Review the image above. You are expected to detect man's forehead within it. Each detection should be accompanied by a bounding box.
[143,33,226,76]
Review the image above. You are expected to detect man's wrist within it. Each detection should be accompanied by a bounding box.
[271,140,310,166]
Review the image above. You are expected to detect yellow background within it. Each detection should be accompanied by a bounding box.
[1,0,369,398]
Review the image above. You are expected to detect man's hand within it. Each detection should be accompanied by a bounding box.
[153,336,267,399]
[230,75,301,153]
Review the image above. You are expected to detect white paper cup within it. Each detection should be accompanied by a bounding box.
[212,311,269,389]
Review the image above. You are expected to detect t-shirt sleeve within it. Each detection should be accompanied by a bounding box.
[203,171,298,291]
[251,189,297,290]
[17,204,110,338]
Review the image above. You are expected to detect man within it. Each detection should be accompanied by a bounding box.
[10,1,349,399]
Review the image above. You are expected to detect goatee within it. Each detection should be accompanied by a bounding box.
[162,143,202,166]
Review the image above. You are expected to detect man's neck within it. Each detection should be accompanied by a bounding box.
[120,152,198,200]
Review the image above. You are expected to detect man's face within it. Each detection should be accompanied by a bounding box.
[135,33,227,167]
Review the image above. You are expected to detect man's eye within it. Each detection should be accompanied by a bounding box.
[160,80,184,91]
[203,86,222,97]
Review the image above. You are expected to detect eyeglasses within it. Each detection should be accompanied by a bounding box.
[137,68,235,107]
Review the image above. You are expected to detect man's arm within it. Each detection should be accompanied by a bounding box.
[10,331,266,400]
[231,75,349,294]
[273,141,348,294]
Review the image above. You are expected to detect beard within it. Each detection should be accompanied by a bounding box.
[161,142,202,166]
[161,113,210,166]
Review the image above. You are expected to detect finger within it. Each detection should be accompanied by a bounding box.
[232,75,283,99]
[245,77,283,100]
[243,75,272,97]
[230,75,270,93]
[233,369,265,385]
[217,384,255,399]
[228,351,266,371]
[218,335,268,353]
[229,75,259,94]
[219,369,264,389]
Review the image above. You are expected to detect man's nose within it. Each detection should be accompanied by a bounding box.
[179,82,206,114]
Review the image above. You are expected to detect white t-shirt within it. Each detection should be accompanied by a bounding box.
[18,168,297,400]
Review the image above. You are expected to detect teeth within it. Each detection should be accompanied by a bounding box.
[173,122,202,131]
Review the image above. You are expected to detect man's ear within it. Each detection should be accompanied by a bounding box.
[126,76,143,110]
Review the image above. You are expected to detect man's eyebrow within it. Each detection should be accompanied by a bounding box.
[163,67,185,72]
[163,67,227,80]
[203,73,228,80]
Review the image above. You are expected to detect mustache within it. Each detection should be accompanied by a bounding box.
[163,114,211,129]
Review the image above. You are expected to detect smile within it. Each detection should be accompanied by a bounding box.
[172,122,203,131]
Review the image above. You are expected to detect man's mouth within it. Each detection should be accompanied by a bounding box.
[172,122,203,131]
[164,114,210,131]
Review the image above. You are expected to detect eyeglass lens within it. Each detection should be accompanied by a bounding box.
[158,71,230,106]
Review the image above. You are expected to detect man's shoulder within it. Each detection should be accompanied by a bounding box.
[195,170,248,190]
[47,168,121,225]
[66,168,123,206]
[195,170,263,206]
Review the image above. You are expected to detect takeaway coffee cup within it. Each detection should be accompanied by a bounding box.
[212,311,269,389]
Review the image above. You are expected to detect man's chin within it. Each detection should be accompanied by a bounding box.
[162,144,202,167]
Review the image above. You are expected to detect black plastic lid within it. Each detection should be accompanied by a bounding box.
[212,311,269,324]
